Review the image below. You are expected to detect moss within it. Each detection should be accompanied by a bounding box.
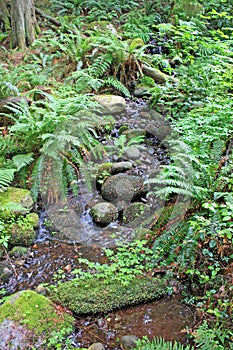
[96,162,113,185]
[51,276,166,315]
[0,187,33,215]
[7,219,36,247]
[0,290,74,338]
[9,246,29,258]
[123,202,151,225]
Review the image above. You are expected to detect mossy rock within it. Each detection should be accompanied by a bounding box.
[0,290,74,349]
[123,202,151,226]
[0,187,33,215]
[51,276,166,315]
[9,246,29,258]
[122,128,146,139]
[6,213,39,247]
[96,162,113,185]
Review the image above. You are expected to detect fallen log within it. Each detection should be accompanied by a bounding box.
[142,64,179,84]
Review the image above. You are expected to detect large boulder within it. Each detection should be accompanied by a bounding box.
[94,95,126,114]
[0,290,74,349]
[101,174,145,203]
[0,187,33,216]
[90,202,118,225]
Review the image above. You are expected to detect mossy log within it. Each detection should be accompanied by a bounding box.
[51,275,167,315]
[142,64,179,84]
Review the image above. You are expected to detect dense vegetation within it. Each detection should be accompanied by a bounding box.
[0,0,232,349]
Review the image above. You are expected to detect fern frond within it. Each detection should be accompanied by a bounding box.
[89,53,113,78]
[102,76,131,97]
[134,336,193,349]
[30,156,44,202]
[0,169,15,192]
[0,82,19,98]
[12,153,34,171]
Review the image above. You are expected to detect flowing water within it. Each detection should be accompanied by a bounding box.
[0,100,195,348]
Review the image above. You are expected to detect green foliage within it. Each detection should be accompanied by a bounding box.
[0,82,19,98]
[0,169,15,192]
[146,140,204,200]
[105,133,145,158]
[193,320,233,350]
[133,336,193,350]
[73,240,155,283]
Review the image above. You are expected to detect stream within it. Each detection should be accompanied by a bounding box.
[0,99,195,348]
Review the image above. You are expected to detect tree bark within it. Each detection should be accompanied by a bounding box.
[11,0,39,49]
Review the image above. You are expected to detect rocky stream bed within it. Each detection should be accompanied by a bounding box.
[0,97,195,349]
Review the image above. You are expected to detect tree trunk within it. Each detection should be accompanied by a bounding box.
[11,0,39,49]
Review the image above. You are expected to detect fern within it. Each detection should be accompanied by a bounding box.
[12,154,34,171]
[30,156,44,202]
[0,169,15,192]
[0,82,19,98]
[102,76,130,97]
[133,336,193,350]
[89,53,113,78]
[146,140,205,200]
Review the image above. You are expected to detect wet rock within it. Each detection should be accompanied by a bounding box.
[88,342,105,350]
[90,202,118,225]
[122,128,146,139]
[123,202,151,226]
[120,335,138,349]
[35,285,47,296]
[0,320,36,350]
[146,122,171,142]
[0,187,33,215]
[0,265,13,282]
[94,95,126,114]
[124,147,140,160]
[14,259,25,266]
[101,174,144,203]
[111,161,132,174]
[115,200,128,212]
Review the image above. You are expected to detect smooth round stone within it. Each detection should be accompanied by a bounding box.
[124,147,140,160]
[90,202,118,225]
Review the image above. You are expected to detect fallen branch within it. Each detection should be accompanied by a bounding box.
[35,8,79,35]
